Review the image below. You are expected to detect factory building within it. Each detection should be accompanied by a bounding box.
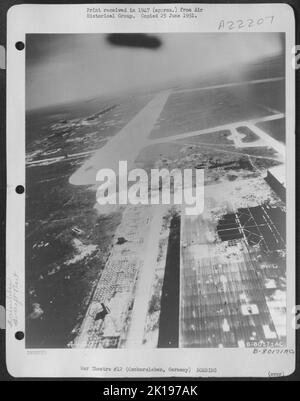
[265,165,286,202]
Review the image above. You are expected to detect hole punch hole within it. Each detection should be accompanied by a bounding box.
[15,185,25,194]
[15,41,25,51]
[15,331,24,341]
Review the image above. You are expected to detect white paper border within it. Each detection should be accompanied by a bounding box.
[6,3,296,378]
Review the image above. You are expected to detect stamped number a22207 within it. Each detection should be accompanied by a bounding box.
[218,16,275,31]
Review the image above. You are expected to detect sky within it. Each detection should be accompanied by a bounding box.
[26,33,284,110]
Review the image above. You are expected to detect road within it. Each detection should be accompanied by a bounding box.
[151,114,285,158]
[125,206,166,348]
[174,77,284,94]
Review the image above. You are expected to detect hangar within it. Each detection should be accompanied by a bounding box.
[265,165,286,202]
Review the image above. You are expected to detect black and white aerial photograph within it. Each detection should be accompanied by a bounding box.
[25,32,287,350]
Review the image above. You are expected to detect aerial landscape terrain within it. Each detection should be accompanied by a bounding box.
[25,34,287,349]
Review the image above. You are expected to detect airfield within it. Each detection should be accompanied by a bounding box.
[26,59,287,349]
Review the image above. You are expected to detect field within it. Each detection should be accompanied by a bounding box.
[149,80,284,140]
[256,118,286,144]
[26,54,287,349]
[25,93,152,347]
